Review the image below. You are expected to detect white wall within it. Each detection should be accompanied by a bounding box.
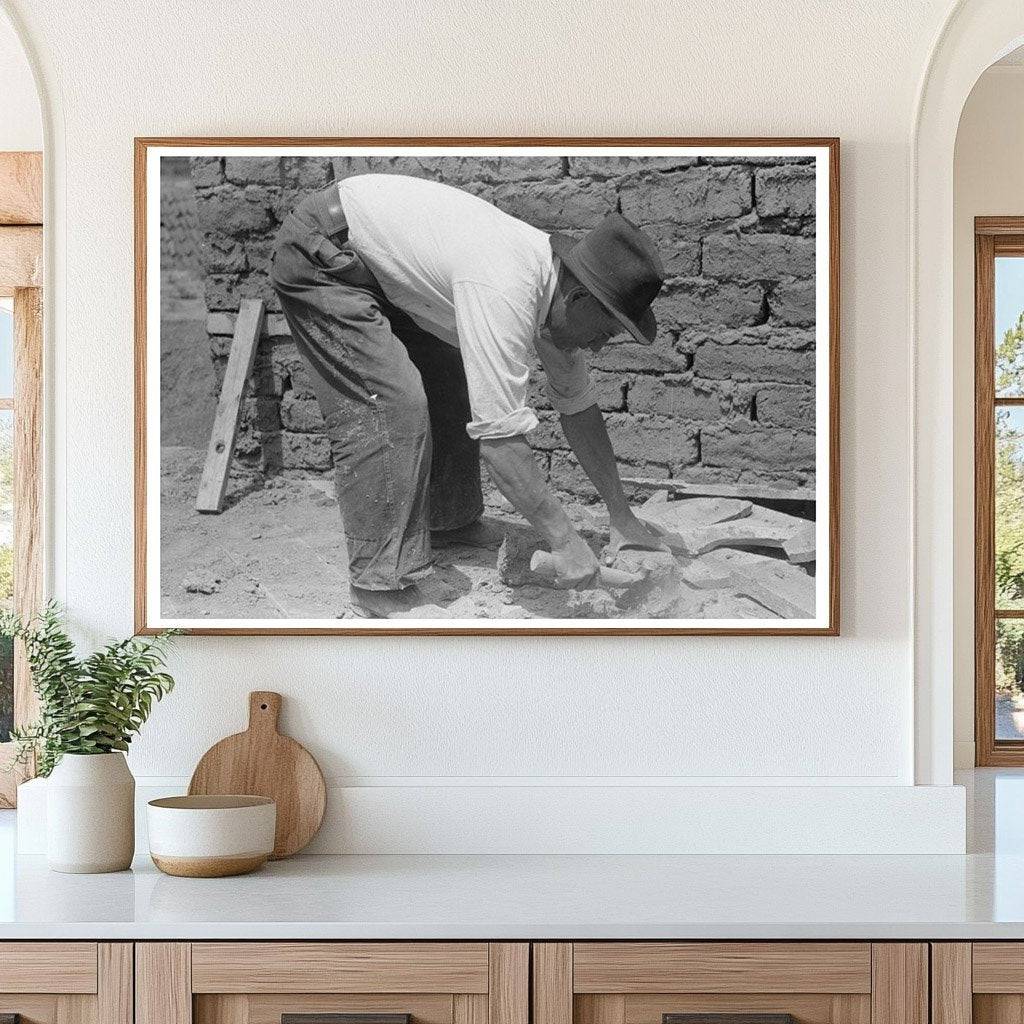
[2,0,973,851]
[952,64,1024,767]
[0,8,39,151]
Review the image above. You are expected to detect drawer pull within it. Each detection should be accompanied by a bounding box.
[283,1016,411,1024]
[665,1016,796,1024]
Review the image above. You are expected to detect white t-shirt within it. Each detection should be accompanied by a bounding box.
[336,174,596,440]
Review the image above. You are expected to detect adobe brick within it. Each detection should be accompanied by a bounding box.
[703,232,815,281]
[755,164,816,218]
[693,341,814,384]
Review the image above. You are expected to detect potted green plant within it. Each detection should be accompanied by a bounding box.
[2,603,177,873]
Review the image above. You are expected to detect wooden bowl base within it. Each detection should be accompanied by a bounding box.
[151,853,268,878]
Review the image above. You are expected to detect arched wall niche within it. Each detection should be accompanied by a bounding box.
[913,0,1024,784]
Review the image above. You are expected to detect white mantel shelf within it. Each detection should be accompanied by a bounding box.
[1,850,1024,940]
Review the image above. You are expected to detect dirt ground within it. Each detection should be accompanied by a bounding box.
[159,445,795,622]
[160,319,216,449]
[156,306,815,622]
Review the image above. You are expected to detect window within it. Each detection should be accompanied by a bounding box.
[0,299,11,744]
[0,150,43,804]
[975,220,1024,764]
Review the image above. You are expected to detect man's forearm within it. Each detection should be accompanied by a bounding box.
[479,435,578,548]
[559,403,631,521]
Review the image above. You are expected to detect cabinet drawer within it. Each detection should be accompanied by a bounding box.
[139,942,528,1024]
[534,944,925,1024]
[0,943,130,1024]
[0,942,98,993]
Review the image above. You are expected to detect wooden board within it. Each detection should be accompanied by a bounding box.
[188,690,326,859]
[534,944,572,1024]
[98,944,134,1024]
[196,297,265,513]
[136,943,191,1024]
[490,944,529,1024]
[0,152,42,225]
[621,476,816,504]
[930,945,971,1024]
[870,945,927,1024]
[0,225,42,292]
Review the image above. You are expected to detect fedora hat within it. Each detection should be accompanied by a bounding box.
[550,213,666,345]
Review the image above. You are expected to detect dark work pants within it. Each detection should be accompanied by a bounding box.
[269,185,484,591]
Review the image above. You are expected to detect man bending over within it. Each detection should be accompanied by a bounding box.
[271,172,667,618]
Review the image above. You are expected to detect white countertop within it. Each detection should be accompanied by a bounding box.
[1,848,1023,940]
[1,769,1021,941]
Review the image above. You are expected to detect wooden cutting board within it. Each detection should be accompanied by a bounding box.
[188,691,326,859]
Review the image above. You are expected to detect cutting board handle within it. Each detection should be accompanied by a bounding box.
[248,691,282,734]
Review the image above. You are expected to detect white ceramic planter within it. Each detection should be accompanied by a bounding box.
[46,752,135,873]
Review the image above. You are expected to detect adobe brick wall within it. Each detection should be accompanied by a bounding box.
[185,154,817,498]
[161,158,201,271]
[160,157,203,317]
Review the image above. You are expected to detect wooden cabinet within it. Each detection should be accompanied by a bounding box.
[931,943,1024,1024]
[532,944,928,1024]
[136,943,528,1024]
[0,938,943,1024]
[0,943,132,1024]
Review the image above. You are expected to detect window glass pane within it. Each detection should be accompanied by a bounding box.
[996,257,1024,396]
[998,619,1024,740]
[0,299,12,400]
[0,408,11,742]
[996,407,1024,609]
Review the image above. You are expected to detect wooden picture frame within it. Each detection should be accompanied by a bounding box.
[135,137,840,636]
[0,151,43,806]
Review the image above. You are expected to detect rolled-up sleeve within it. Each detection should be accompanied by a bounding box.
[534,330,596,415]
[454,280,542,440]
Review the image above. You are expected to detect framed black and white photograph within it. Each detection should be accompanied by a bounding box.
[135,138,839,635]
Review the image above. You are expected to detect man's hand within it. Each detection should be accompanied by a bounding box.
[479,435,595,584]
[560,406,675,564]
[606,511,671,563]
[545,535,601,589]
